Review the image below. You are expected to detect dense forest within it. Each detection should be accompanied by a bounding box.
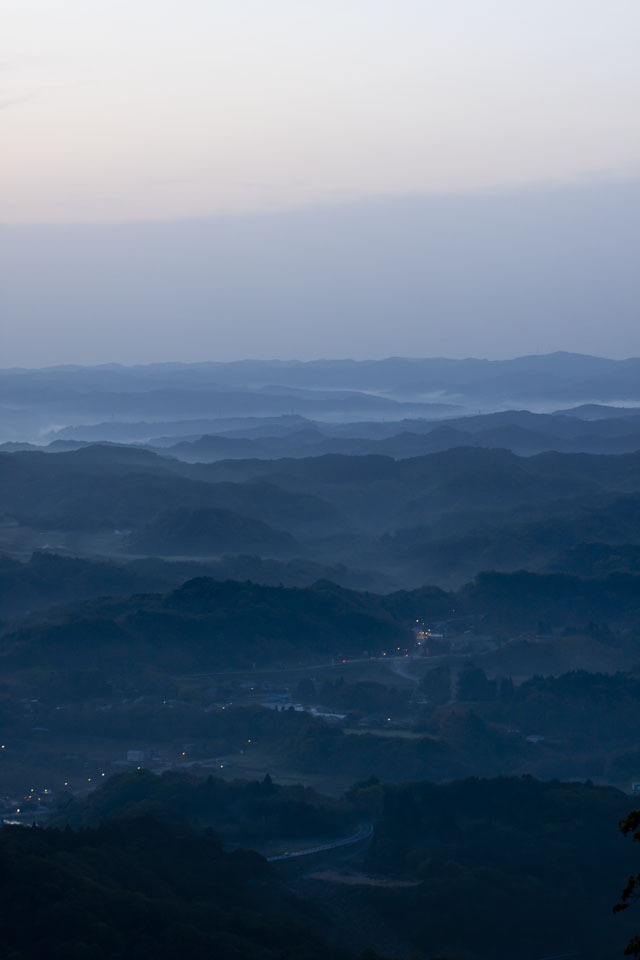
[352,776,637,959]
[0,816,373,960]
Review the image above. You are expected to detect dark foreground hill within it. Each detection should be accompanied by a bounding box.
[11,768,639,960]
[0,815,368,960]
[348,776,637,960]
[52,768,356,846]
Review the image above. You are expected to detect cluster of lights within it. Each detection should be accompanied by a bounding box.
[6,751,246,818]
[12,774,109,815]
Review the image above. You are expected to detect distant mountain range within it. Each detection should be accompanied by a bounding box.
[3,352,640,443]
[5,406,640,460]
[4,351,640,399]
[153,407,640,460]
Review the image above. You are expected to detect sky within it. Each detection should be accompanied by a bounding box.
[1,1,639,364]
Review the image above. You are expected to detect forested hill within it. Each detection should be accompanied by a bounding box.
[3,568,640,675]
[10,767,639,960]
[0,815,371,960]
[4,444,640,592]
[351,776,636,960]
[50,768,356,842]
[0,577,413,671]
[0,551,377,618]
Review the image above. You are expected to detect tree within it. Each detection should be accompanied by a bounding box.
[615,809,640,955]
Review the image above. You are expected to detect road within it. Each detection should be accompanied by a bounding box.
[184,654,428,681]
[390,657,421,684]
[267,821,373,862]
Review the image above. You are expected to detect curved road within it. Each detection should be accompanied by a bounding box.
[267,821,373,862]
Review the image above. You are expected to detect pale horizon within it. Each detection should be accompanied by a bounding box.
[2,180,639,366]
[2,2,639,366]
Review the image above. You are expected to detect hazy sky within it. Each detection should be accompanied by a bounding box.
[3,0,639,223]
[2,182,638,365]
[2,2,639,365]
